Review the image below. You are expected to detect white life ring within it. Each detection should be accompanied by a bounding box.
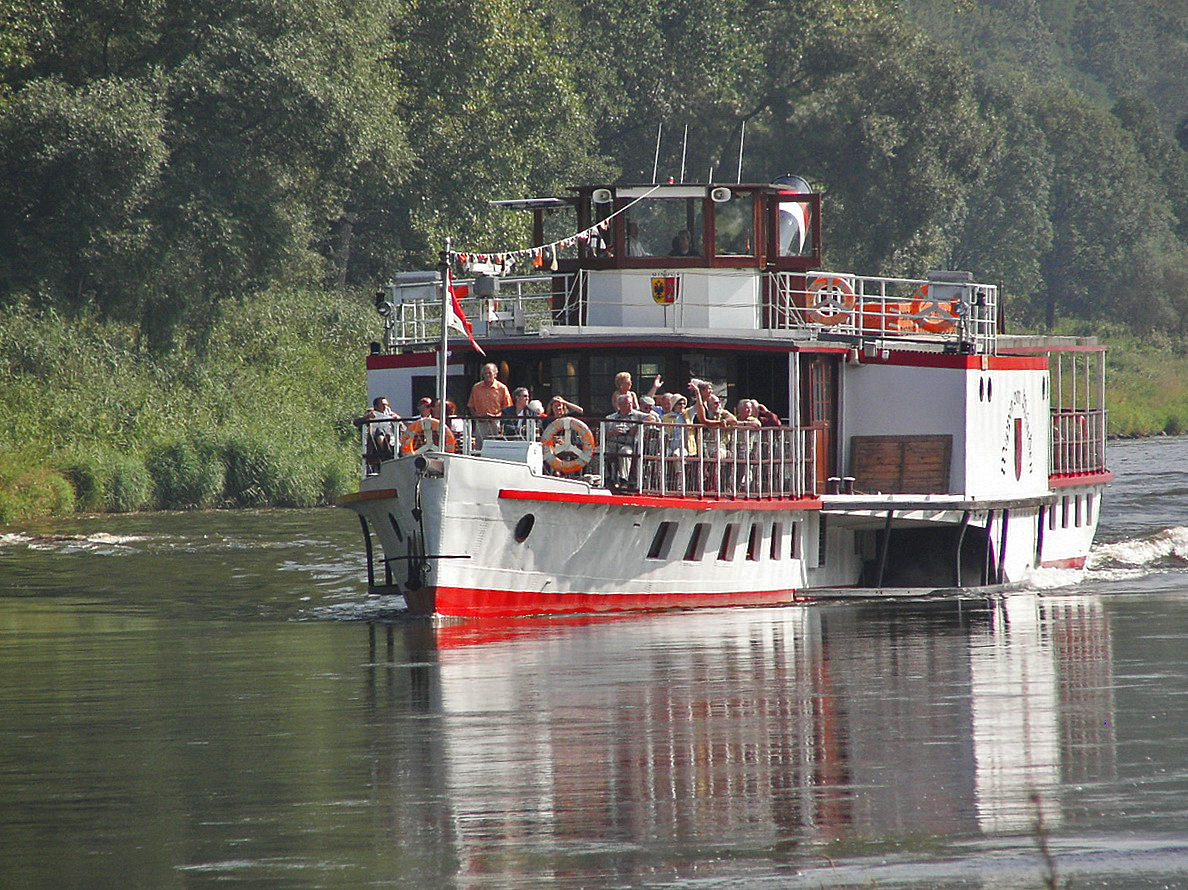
[806,276,856,325]
[400,417,456,454]
[542,417,595,474]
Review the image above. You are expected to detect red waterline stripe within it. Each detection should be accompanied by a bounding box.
[1039,556,1087,569]
[414,585,805,619]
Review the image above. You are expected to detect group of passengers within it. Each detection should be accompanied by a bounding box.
[600,372,783,491]
[360,364,782,490]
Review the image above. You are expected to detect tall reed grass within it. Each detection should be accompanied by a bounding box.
[0,286,372,522]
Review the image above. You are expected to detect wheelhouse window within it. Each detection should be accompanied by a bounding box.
[711,190,755,257]
[620,187,706,260]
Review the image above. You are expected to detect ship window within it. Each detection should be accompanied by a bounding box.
[770,523,784,560]
[624,196,705,259]
[775,198,813,257]
[684,522,711,561]
[1048,504,1056,531]
[647,521,679,559]
[513,514,535,543]
[712,191,755,257]
[717,523,739,561]
[1062,495,1071,528]
[1075,495,1083,527]
[789,522,800,559]
[818,516,828,565]
[746,523,763,561]
[1086,494,1095,525]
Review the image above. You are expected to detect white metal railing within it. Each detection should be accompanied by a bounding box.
[1051,409,1108,476]
[594,419,816,499]
[358,416,817,498]
[767,271,999,353]
[378,269,998,351]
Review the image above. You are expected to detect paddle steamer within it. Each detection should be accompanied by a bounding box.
[339,176,1110,617]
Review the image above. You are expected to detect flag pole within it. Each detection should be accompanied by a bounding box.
[437,238,451,450]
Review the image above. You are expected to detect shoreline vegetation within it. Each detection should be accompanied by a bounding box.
[1,289,1183,525]
[0,288,370,525]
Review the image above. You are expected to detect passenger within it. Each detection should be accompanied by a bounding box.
[625,221,650,257]
[604,393,654,491]
[467,362,512,444]
[670,228,698,257]
[430,396,460,451]
[546,395,583,419]
[359,396,397,470]
[611,371,663,412]
[640,395,662,418]
[689,382,735,459]
[414,396,433,419]
[501,387,542,437]
[754,401,782,427]
[733,399,762,430]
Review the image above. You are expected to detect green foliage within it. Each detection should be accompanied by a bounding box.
[147,439,225,509]
[0,286,368,520]
[0,454,74,525]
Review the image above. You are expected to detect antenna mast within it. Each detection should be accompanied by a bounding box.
[736,120,746,182]
[679,124,688,183]
[652,123,663,183]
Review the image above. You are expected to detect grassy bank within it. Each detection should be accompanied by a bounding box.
[1,295,1185,525]
[0,288,373,524]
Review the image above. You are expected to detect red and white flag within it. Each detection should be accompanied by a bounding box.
[445,267,485,356]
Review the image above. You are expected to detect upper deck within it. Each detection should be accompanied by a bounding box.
[376,181,1002,355]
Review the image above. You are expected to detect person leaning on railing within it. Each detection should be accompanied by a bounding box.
[604,394,655,491]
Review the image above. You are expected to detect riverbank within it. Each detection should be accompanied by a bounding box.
[0,288,370,524]
[1,294,1184,524]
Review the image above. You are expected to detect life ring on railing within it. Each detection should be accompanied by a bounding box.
[908,284,959,333]
[806,276,856,325]
[400,417,456,455]
[541,417,595,474]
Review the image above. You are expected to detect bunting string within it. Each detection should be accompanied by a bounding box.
[451,184,663,273]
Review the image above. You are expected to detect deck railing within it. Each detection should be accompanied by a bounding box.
[358,416,818,499]
[1051,409,1108,476]
[377,269,997,351]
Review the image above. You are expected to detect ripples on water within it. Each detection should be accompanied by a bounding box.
[2,440,1188,889]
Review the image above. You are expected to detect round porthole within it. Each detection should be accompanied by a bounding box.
[514,514,536,543]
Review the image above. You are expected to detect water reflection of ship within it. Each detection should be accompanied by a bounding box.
[362,597,1114,878]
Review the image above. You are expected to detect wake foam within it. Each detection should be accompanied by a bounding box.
[1088,526,1188,570]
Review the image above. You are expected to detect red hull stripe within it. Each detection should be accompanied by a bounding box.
[1048,472,1114,488]
[418,585,803,618]
[499,489,822,511]
[1039,556,1087,569]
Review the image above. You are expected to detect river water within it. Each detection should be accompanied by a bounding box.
[2,438,1187,889]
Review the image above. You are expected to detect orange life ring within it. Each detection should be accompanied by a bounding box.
[542,417,595,474]
[400,417,457,454]
[806,276,856,325]
[908,284,959,333]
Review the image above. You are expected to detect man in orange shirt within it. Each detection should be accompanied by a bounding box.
[467,362,513,444]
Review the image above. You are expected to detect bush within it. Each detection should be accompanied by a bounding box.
[60,449,153,513]
[0,456,75,524]
[107,453,154,513]
[148,439,225,509]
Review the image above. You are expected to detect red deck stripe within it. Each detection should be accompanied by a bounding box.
[499,489,822,511]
